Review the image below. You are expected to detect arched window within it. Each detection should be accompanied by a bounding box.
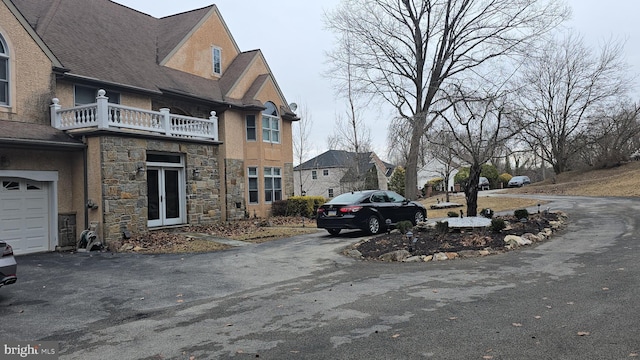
[0,34,9,106]
[262,101,280,143]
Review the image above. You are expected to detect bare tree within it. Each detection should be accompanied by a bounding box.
[326,33,372,155]
[325,0,568,199]
[435,86,523,216]
[293,103,314,196]
[326,33,374,191]
[387,116,429,170]
[515,31,632,174]
[427,128,461,202]
[577,102,640,168]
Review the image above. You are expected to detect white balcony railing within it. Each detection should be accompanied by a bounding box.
[50,90,218,141]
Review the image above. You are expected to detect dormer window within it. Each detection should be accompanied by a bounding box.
[0,34,9,106]
[212,47,222,75]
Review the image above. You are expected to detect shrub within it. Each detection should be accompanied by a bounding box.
[481,164,499,185]
[490,218,506,232]
[271,200,288,217]
[498,173,512,188]
[454,167,470,185]
[396,220,413,234]
[447,211,460,218]
[271,196,326,218]
[514,208,529,219]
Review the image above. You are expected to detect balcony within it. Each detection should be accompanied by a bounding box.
[50,90,218,141]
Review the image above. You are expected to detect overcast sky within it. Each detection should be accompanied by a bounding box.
[115,0,639,162]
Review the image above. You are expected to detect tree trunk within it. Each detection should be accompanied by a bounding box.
[465,165,482,217]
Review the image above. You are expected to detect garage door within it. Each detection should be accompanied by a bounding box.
[0,178,50,255]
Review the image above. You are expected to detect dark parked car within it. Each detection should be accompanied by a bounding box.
[316,190,427,235]
[0,241,17,288]
[508,175,531,187]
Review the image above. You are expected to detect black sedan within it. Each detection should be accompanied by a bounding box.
[316,190,427,235]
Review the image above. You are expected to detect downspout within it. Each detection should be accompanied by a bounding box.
[83,136,89,230]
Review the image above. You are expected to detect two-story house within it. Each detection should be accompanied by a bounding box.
[294,150,395,198]
[0,0,297,254]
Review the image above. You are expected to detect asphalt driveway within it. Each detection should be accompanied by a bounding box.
[1,195,639,359]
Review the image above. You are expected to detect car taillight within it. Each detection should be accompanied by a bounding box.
[317,208,325,214]
[339,205,362,213]
[2,244,13,257]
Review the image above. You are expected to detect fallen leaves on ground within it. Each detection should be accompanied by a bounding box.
[121,231,231,254]
[118,217,318,253]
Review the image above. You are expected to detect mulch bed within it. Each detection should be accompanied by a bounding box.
[352,212,563,260]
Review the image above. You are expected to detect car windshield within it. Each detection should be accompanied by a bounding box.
[326,192,369,204]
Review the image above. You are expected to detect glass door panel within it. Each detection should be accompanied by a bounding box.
[147,169,161,227]
[147,167,184,227]
[163,169,181,225]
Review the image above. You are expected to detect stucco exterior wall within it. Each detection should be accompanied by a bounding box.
[163,8,239,79]
[0,3,54,123]
[55,81,152,110]
[0,147,84,242]
[227,56,267,99]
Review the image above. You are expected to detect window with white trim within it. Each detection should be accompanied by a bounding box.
[264,167,282,203]
[0,34,9,106]
[328,188,334,198]
[212,47,222,75]
[246,115,256,141]
[248,167,258,204]
[311,170,317,180]
[262,102,280,143]
[323,169,329,176]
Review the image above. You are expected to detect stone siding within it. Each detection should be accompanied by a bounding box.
[283,162,294,198]
[99,135,221,247]
[224,158,246,220]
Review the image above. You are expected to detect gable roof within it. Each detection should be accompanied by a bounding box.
[6,0,294,113]
[220,51,259,97]
[158,6,217,65]
[295,150,395,175]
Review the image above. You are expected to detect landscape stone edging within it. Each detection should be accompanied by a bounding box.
[342,211,568,262]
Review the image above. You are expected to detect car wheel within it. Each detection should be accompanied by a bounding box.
[327,228,341,236]
[413,210,425,225]
[366,216,381,235]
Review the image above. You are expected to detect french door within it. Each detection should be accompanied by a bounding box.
[147,167,185,227]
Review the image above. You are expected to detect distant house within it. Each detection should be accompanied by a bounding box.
[0,0,297,254]
[293,150,395,198]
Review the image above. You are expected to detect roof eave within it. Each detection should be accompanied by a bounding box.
[0,137,85,150]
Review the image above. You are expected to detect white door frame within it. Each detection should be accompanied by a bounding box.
[0,170,58,252]
[146,160,186,228]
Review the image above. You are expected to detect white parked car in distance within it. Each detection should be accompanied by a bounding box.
[508,175,531,187]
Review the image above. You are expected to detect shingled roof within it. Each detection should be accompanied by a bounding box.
[7,0,283,111]
[295,150,395,176]
[0,120,84,148]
